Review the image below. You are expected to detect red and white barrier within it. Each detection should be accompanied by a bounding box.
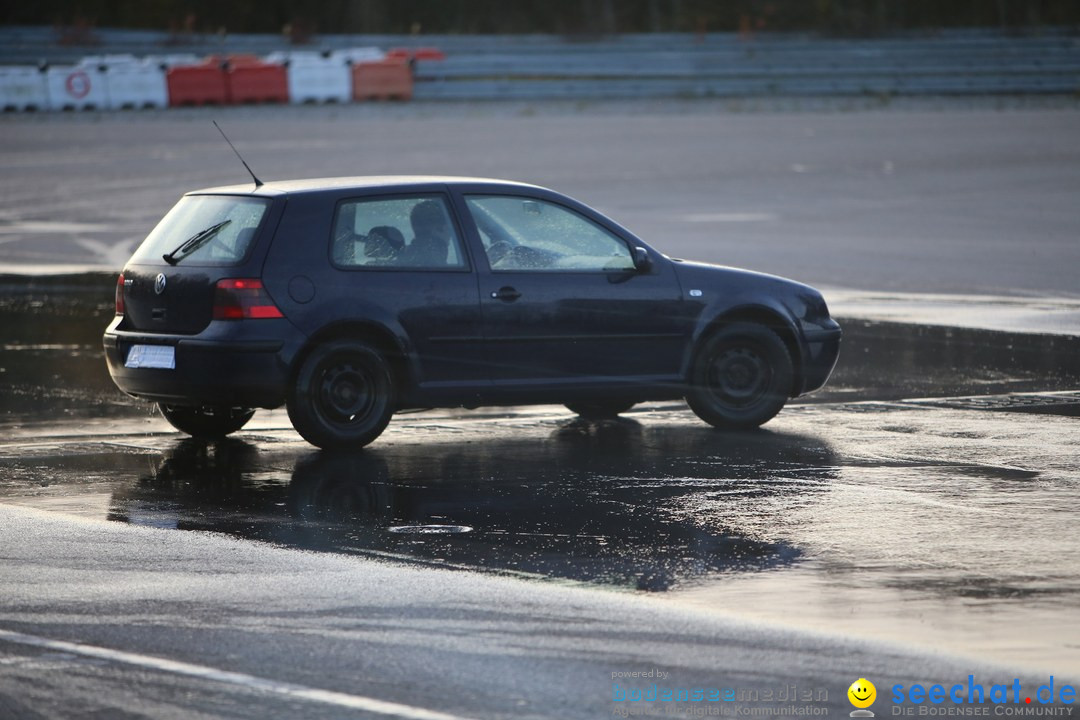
[1,46,436,112]
[266,48,385,104]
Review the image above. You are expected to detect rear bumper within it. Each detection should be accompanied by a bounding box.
[797,320,842,396]
[103,318,305,409]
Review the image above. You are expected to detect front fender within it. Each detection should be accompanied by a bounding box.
[671,261,820,391]
[681,298,804,379]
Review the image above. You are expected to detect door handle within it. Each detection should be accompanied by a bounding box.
[490,286,521,302]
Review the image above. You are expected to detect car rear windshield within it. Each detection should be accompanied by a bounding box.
[130,195,271,266]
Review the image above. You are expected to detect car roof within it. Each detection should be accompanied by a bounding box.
[189,176,547,197]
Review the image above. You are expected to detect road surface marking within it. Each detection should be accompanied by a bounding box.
[0,628,476,720]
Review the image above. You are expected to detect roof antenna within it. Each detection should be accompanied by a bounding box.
[213,120,263,188]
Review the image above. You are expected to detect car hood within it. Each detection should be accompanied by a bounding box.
[668,258,829,321]
[670,258,819,294]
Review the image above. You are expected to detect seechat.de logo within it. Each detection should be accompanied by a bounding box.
[850,678,878,717]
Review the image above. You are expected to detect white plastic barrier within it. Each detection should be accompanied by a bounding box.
[45,64,108,110]
[102,59,168,109]
[0,66,48,111]
[266,51,348,104]
[75,55,168,109]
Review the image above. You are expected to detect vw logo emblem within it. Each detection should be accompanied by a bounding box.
[154,273,167,295]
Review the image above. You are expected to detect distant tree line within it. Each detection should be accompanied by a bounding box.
[6,0,1079,37]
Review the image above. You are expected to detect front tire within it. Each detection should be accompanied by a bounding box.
[686,322,793,429]
[158,404,255,439]
[287,340,395,449]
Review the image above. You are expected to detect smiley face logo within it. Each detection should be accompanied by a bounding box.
[848,678,877,709]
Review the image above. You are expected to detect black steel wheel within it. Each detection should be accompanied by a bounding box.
[158,404,255,439]
[686,322,792,429]
[286,339,395,449]
[564,401,636,419]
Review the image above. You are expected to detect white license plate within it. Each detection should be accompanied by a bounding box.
[125,344,175,370]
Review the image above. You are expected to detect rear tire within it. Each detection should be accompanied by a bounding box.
[564,401,636,419]
[158,404,255,439]
[686,322,793,429]
[287,339,395,449]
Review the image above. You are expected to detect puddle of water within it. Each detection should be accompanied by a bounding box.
[88,429,823,590]
[387,525,474,534]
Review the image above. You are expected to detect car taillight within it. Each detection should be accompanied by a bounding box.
[212,278,284,320]
[115,273,125,315]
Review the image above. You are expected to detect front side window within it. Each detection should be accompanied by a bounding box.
[331,195,467,270]
[131,195,270,266]
[465,195,635,272]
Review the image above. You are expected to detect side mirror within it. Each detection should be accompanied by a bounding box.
[632,246,653,273]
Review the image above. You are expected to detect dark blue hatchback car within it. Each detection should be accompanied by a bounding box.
[104,176,841,448]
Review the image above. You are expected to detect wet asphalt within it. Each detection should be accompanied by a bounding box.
[0,275,1078,718]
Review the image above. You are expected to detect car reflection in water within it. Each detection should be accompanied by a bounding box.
[108,417,836,591]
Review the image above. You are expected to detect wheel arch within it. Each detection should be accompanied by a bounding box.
[290,321,413,396]
[686,305,803,397]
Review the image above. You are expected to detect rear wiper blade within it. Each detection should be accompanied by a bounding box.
[162,219,231,265]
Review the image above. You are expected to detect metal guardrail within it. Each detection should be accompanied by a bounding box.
[408,33,1080,98]
[2,27,1078,101]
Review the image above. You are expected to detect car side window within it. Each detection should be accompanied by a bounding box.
[331,195,467,270]
[464,195,635,272]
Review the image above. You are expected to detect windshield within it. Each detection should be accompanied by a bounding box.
[130,195,270,266]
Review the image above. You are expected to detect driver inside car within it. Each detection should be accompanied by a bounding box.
[399,200,453,267]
